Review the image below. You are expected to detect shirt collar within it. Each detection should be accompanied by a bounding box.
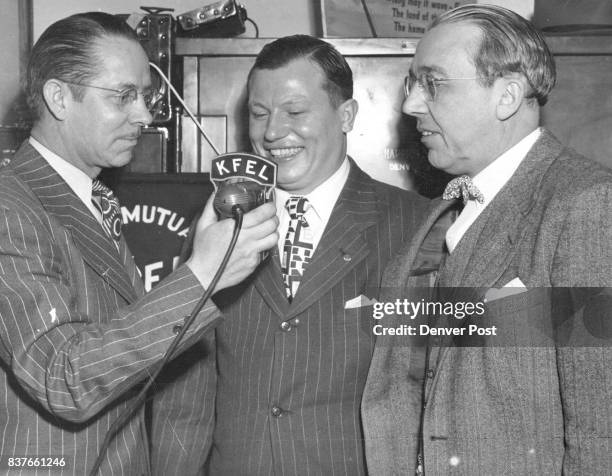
[29,136,96,213]
[472,128,541,206]
[275,157,350,221]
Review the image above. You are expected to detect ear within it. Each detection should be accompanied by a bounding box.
[337,98,359,133]
[496,75,525,121]
[42,79,70,120]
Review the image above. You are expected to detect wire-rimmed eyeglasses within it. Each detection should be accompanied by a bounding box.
[404,72,480,102]
[63,81,164,113]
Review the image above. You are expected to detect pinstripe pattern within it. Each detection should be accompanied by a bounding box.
[362,130,612,475]
[195,163,429,475]
[149,333,217,476]
[0,142,221,475]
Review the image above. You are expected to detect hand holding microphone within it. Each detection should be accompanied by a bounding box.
[186,152,279,292]
[186,197,278,292]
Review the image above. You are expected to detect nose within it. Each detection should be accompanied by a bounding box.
[130,94,153,126]
[402,85,428,117]
[263,111,288,142]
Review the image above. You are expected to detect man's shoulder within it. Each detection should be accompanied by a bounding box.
[348,164,429,212]
[542,143,612,197]
[0,162,35,206]
[0,147,49,215]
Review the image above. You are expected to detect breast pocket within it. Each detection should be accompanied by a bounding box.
[481,287,554,347]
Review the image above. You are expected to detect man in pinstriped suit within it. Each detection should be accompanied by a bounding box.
[152,35,429,475]
[0,13,277,475]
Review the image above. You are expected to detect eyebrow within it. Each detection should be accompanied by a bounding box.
[247,100,267,109]
[410,64,450,77]
[281,98,309,106]
[248,97,309,108]
[112,82,152,92]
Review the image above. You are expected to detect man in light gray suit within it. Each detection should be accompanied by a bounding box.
[362,4,612,475]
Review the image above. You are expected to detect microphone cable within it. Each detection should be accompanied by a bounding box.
[149,61,220,155]
[89,206,245,475]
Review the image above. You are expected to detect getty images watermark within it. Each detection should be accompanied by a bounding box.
[371,298,496,337]
[368,287,612,346]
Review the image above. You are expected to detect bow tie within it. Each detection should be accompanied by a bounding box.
[442,175,485,204]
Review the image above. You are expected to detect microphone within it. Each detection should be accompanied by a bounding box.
[210,152,277,219]
[210,152,277,262]
[214,180,268,218]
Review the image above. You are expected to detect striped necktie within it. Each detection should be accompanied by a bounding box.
[282,196,313,300]
[91,179,122,242]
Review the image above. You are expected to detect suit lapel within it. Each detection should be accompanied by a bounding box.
[252,164,375,319]
[255,163,381,320]
[12,142,138,303]
[440,129,563,290]
[118,235,145,298]
[287,164,378,318]
[253,248,291,317]
[382,197,458,294]
[429,130,566,392]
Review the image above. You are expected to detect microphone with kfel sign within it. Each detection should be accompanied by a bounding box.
[210,152,277,261]
[210,152,277,219]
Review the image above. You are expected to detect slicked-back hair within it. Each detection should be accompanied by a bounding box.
[432,4,556,106]
[26,12,140,119]
[247,34,353,108]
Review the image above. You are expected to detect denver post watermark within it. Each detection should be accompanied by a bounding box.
[371,287,612,347]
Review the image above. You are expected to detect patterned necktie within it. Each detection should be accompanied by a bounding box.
[91,179,122,242]
[442,175,485,205]
[282,196,313,300]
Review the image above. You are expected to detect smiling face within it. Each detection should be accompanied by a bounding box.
[247,57,357,194]
[403,22,502,177]
[60,36,153,177]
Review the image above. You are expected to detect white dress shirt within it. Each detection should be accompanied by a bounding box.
[29,137,103,225]
[275,158,350,265]
[446,128,541,253]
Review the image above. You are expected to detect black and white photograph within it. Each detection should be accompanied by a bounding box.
[0,1,610,475]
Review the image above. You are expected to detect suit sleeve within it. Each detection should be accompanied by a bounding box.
[0,204,221,423]
[552,182,612,474]
[149,334,217,476]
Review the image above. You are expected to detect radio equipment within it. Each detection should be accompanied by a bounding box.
[177,0,247,37]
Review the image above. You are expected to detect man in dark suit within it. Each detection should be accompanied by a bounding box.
[152,35,429,475]
[362,4,612,476]
[0,13,277,475]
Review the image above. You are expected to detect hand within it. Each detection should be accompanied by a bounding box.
[186,196,278,292]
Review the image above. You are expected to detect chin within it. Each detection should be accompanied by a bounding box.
[427,150,456,174]
[111,151,135,168]
[278,162,307,179]
[277,174,303,190]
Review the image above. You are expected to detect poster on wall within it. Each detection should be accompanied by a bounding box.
[321,0,470,37]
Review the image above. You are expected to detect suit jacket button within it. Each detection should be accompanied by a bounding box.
[426,369,435,379]
[343,254,352,262]
[172,324,183,334]
[280,321,292,332]
[271,406,284,417]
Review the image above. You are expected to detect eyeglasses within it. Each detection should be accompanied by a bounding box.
[63,81,163,112]
[404,72,480,102]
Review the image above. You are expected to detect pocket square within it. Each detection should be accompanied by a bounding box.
[344,295,378,309]
[484,278,527,303]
